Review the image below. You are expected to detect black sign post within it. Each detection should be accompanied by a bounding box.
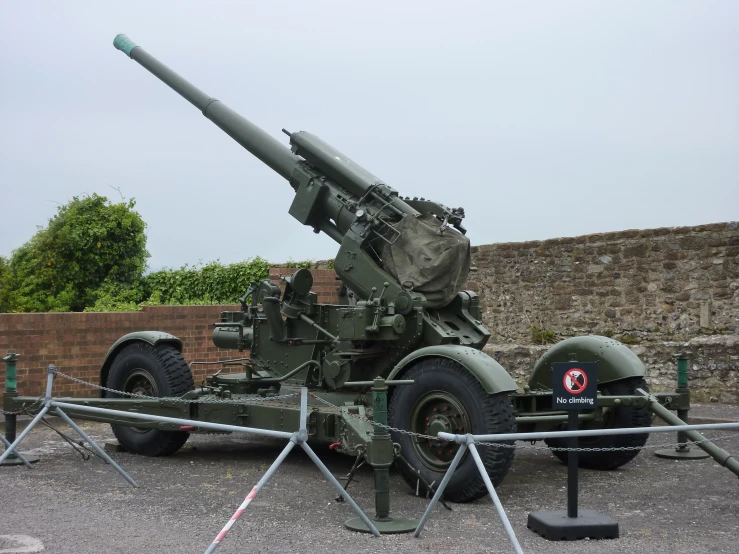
[528,362,619,541]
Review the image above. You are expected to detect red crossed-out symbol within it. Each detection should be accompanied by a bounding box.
[563,368,588,395]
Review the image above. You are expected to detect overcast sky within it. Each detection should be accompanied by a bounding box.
[1,1,737,271]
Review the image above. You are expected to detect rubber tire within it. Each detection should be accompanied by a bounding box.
[106,342,194,456]
[545,377,651,470]
[388,358,516,503]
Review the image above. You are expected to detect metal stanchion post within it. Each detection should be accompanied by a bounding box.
[414,433,524,554]
[468,441,523,554]
[298,385,380,537]
[2,364,139,487]
[204,387,380,552]
[655,352,709,460]
[1,352,40,467]
[345,377,417,534]
[203,436,298,554]
[0,366,55,466]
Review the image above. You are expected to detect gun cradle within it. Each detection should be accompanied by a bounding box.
[213,265,488,392]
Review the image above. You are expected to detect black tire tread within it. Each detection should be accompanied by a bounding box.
[107,342,194,456]
[546,377,651,470]
[453,389,516,502]
[388,358,516,503]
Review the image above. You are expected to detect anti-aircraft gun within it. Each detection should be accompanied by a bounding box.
[111,34,488,377]
[78,35,660,504]
[106,34,520,501]
[5,36,738,538]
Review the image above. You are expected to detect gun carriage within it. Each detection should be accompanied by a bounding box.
[8,35,736,509]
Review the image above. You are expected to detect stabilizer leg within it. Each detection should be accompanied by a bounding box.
[639,389,739,478]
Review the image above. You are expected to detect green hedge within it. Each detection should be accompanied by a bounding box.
[84,258,331,312]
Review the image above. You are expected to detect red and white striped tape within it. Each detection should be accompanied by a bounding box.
[205,486,259,553]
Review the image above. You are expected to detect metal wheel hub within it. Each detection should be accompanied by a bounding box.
[123,369,158,397]
[411,391,471,470]
[122,369,158,432]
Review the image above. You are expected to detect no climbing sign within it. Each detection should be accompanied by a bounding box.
[552,362,597,410]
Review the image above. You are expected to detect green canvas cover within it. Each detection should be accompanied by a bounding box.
[381,213,471,308]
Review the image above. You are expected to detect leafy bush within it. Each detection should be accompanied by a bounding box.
[83,280,149,312]
[0,256,9,311]
[1,194,148,312]
[0,191,333,313]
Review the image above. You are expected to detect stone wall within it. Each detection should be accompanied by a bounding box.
[467,222,739,344]
[467,222,738,401]
[484,335,738,404]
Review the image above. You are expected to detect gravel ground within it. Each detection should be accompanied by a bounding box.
[1,404,738,554]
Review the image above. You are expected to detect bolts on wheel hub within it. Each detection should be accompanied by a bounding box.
[409,390,473,470]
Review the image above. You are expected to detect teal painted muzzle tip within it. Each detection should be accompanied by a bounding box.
[113,34,138,57]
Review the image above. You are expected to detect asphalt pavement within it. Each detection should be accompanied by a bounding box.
[1,404,738,554]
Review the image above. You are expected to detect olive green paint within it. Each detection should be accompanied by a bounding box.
[388,345,518,394]
[528,335,646,390]
[3,352,19,393]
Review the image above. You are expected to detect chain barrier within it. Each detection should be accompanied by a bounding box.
[306,393,737,453]
[1,397,44,416]
[49,368,301,404]
[18,369,735,455]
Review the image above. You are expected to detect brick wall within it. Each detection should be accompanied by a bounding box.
[0,268,343,402]
[0,305,238,399]
[268,267,342,302]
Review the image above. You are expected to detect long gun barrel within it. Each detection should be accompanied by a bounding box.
[113,34,300,181]
[113,34,471,309]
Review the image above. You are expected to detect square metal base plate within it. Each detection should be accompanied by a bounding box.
[527,509,619,541]
[0,453,40,466]
[345,516,418,534]
[655,447,710,460]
